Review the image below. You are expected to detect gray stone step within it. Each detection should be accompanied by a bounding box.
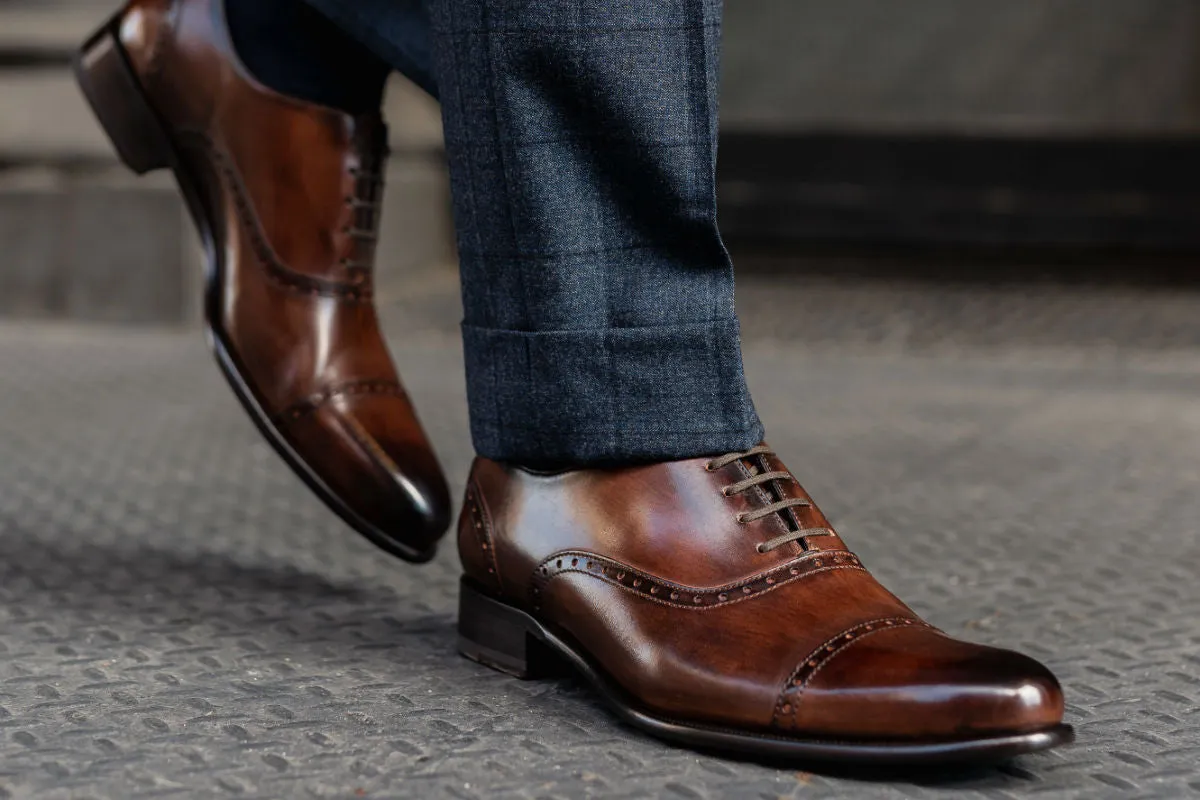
[0,69,444,165]
[0,1,111,59]
[0,70,109,163]
[0,0,452,324]
[723,0,1200,135]
[0,0,445,162]
[0,158,453,324]
[0,167,193,324]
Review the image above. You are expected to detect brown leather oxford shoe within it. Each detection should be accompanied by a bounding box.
[456,445,1073,763]
[74,0,450,561]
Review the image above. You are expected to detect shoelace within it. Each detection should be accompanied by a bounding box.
[340,153,387,272]
[707,445,835,553]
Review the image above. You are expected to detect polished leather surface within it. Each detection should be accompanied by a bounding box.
[459,448,1065,741]
[110,0,450,552]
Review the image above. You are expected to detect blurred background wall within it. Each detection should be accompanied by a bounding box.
[718,0,1200,248]
[3,0,1200,324]
[724,0,1200,134]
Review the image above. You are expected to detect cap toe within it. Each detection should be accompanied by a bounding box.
[780,624,1065,741]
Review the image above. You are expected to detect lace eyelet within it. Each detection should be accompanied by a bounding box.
[704,461,717,472]
[721,487,733,497]
[755,543,768,554]
[735,513,749,524]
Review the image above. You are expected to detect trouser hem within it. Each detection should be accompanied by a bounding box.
[463,318,764,464]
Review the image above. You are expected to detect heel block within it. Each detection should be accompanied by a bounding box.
[458,579,567,680]
[73,14,172,175]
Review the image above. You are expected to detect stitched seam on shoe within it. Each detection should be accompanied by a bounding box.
[547,565,864,613]
[536,549,860,592]
[530,550,866,611]
[468,479,504,596]
[278,381,408,422]
[177,131,372,302]
[772,617,930,729]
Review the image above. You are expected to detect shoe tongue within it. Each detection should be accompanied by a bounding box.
[740,452,799,531]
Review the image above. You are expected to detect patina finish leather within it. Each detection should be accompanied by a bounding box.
[458,447,1066,744]
[77,0,450,559]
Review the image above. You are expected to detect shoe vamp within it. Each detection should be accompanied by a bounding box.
[541,563,914,730]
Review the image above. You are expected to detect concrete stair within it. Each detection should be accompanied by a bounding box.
[0,0,454,325]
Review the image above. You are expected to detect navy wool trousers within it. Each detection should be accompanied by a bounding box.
[301,0,763,464]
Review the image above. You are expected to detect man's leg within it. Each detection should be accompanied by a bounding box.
[427,0,1070,761]
[231,0,762,466]
[427,0,763,465]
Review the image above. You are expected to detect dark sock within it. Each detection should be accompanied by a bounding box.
[224,0,390,114]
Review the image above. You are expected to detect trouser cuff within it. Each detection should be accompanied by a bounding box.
[462,319,764,464]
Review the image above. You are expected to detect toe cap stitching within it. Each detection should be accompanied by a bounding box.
[772,616,929,729]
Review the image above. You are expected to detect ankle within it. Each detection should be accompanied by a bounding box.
[225,0,389,114]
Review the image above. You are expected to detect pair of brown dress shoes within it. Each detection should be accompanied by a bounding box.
[75,0,1072,765]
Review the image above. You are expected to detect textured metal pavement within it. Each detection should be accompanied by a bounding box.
[2,295,1200,798]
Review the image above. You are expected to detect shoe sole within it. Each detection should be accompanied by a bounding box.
[457,578,1075,766]
[73,13,436,564]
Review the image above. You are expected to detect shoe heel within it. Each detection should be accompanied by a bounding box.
[458,579,567,680]
[73,16,171,175]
